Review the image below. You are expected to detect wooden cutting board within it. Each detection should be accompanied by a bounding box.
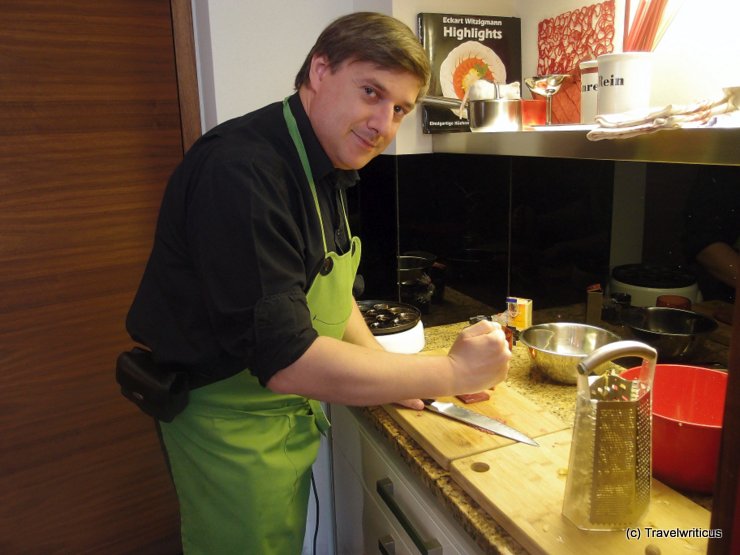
[383,383,569,470]
[450,429,710,555]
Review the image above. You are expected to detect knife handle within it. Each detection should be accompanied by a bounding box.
[421,399,434,406]
[376,478,443,555]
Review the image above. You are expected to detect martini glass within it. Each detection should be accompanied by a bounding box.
[524,74,570,125]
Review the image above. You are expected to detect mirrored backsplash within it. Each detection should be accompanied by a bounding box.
[350,153,738,327]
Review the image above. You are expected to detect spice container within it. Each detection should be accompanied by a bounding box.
[506,297,532,331]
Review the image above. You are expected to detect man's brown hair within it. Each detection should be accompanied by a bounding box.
[294,12,430,101]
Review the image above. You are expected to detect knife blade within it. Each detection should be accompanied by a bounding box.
[422,399,539,446]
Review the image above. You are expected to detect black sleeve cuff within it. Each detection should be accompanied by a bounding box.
[251,289,318,386]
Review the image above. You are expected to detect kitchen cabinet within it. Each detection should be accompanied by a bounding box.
[332,404,487,555]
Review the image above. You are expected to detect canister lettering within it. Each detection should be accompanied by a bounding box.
[599,74,624,87]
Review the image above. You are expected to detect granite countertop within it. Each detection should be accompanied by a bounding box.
[358,303,718,554]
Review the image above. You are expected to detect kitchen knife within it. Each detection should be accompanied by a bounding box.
[422,399,539,447]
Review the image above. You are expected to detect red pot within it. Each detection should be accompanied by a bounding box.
[621,364,727,494]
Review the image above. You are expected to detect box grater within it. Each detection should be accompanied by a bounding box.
[562,340,657,530]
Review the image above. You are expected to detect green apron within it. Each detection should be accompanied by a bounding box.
[159,99,361,554]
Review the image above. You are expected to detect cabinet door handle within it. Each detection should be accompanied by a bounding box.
[378,534,395,555]
[376,478,443,555]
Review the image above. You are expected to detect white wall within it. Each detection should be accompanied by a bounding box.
[649,0,740,105]
[192,0,353,131]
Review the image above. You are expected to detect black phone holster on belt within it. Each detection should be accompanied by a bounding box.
[116,347,189,422]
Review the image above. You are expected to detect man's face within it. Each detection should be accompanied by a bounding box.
[305,56,422,170]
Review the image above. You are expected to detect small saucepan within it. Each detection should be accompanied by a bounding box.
[421,95,521,132]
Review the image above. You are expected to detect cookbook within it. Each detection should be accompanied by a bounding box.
[417,12,522,133]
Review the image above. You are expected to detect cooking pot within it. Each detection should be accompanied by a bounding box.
[421,95,521,132]
[620,306,718,361]
[358,300,425,354]
[620,364,727,493]
[398,253,437,312]
[398,253,434,282]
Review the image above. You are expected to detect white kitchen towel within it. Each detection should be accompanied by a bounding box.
[586,88,738,141]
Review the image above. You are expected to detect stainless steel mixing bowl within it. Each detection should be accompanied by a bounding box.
[620,306,718,361]
[519,322,622,384]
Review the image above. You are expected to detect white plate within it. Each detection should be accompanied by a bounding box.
[440,41,506,101]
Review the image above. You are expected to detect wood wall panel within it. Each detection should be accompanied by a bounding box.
[0,1,199,552]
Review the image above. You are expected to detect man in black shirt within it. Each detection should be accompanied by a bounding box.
[127,12,511,554]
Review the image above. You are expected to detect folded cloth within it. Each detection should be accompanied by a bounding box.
[593,105,674,128]
[712,109,740,128]
[586,90,738,141]
[587,118,673,140]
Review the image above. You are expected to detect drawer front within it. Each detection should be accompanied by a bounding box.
[336,406,483,555]
[362,490,417,555]
[333,434,416,555]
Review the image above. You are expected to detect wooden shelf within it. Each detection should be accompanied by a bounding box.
[432,126,740,166]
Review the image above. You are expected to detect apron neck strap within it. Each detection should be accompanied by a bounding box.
[283,98,327,253]
[337,187,351,238]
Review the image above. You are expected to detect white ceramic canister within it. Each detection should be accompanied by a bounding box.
[579,59,598,123]
[596,52,653,115]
